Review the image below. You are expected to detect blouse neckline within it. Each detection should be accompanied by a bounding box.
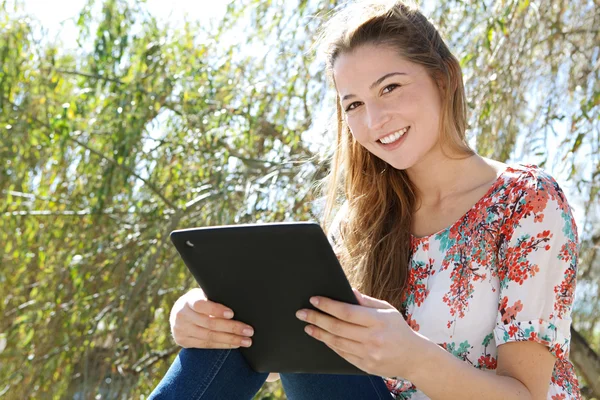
[410,165,513,241]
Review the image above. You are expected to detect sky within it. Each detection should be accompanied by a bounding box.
[21,0,227,24]
[18,0,229,50]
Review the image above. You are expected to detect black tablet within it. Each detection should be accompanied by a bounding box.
[170,222,366,375]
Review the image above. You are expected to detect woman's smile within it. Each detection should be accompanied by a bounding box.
[376,126,410,150]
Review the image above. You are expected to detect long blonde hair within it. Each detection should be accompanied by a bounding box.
[318,0,475,311]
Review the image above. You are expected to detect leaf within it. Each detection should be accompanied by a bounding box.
[485,25,494,51]
[460,52,474,67]
[517,0,530,13]
[22,328,34,347]
[571,132,585,153]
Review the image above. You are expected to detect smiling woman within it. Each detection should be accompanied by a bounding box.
[149,1,581,399]
[333,46,445,170]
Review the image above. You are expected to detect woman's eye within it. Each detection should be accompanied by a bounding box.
[382,84,400,94]
[344,85,398,112]
[345,102,361,112]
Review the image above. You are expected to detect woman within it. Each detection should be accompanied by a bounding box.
[150,1,581,398]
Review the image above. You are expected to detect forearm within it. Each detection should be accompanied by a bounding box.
[405,336,532,400]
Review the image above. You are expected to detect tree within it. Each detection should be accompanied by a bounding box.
[0,0,598,398]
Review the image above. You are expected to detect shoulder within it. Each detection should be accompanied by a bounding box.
[500,164,571,212]
[498,164,578,241]
[474,158,563,202]
[502,163,561,188]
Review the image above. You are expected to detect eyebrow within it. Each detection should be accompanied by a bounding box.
[340,72,407,102]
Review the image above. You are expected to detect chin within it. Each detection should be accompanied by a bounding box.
[381,157,415,171]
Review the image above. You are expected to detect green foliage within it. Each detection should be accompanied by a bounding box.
[0,0,598,398]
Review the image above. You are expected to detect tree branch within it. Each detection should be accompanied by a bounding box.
[570,326,600,397]
[54,68,125,85]
[128,346,180,374]
[7,99,177,210]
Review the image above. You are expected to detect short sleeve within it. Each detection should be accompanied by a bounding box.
[494,169,578,360]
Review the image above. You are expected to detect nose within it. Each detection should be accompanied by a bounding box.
[365,104,392,131]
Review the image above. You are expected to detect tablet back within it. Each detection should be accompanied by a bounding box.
[170,222,366,375]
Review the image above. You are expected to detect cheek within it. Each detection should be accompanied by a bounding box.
[345,117,368,144]
[349,128,374,151]
[402,91,425,113]
[408,92,441,129]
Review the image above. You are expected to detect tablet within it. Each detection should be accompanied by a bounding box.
[170,222,366,375]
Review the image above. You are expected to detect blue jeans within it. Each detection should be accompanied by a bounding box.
[149,348,393,399]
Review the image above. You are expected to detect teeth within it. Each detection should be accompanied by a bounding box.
[379,127,409,144]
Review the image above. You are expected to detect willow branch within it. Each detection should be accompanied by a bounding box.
[7,99,177,210]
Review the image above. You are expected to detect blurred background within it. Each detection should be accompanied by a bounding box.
[0,0,598,398]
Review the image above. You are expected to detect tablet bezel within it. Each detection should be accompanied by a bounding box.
[170,222,366,375]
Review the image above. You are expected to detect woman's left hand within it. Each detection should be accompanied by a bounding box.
[295,288,427,378]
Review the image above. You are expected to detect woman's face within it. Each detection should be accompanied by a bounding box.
[333,44,443,170]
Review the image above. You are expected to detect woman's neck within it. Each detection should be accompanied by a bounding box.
[406,152,490,208]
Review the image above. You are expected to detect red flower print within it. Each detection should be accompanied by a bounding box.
[477,355,497,370]
[554,264,577,319]
[401,258,435,308]
[499,298,524,324]
[499,233,549,286]
[538,230,552,239]
[405,313,420,332]
[404,166,582,398]
[554,345,564,359]
[513,300,523,312]
[443,252,487,322]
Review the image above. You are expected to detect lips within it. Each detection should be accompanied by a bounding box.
[376,126,410,147]
[377,126,410,143]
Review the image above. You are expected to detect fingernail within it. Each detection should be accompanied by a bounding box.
[223,310,234,318]
[296,310,307,320]
[243,328,254,336]
[242,339,252,347]
[305,326,313,335]
[310,297,319,306]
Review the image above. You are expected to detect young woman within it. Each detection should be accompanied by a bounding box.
[149,1,581,399]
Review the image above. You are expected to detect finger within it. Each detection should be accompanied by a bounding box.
[188,297,235,319]
[297,309,365,341]
[183,307,254,336]
[178,335,241,349]
[173,317,253,341]
[307,296,374,326]
[304,324,362,358]
[352,289,394,310]
[202,327,254,348]
[175,325,253,348]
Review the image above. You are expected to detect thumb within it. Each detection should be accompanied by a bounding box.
[352,288,394,309]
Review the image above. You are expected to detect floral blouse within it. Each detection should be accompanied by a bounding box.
[332,164,580,399]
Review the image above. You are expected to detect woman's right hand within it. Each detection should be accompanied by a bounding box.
[170,288,255,349]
